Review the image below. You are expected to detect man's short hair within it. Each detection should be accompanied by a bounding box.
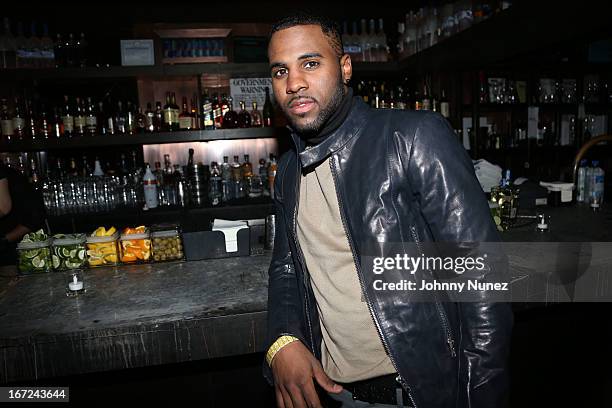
[270,12,344,58]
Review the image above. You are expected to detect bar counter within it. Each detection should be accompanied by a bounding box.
[1,206,610,383]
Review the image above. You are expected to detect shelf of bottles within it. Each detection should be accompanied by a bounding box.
[0,86,276,152]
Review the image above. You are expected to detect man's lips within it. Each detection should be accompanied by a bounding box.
[288,98,316,114]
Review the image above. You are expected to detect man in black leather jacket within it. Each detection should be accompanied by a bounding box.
[264,13,513,408]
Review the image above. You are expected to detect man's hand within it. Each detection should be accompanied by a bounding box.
[271,340,342,408]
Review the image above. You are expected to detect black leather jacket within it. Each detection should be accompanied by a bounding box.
[264,98,513,408]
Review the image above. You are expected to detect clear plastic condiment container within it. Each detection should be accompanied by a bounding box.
[52,234,87,270]
[86,232,120,267]
[151,228,184,262]
[16,239,53,274]
[119,230,151,264]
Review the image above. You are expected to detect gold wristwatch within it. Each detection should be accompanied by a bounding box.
[266,335,300,366]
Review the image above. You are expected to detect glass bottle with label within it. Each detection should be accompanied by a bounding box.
[220,156,232,202]
[74,97,86,136]
[222,97,239,129]
[115,101,126,135]
[144,102,155,132]
[85,97,97,136]
[237,101,252,128]
[250,101,263,127]
[209,161,222,206]
[200,93,214,130]
[171,93,180,130]
[440,89,450,119]
[1,99,14,141]
[190,96,198,130]
[154,101,163,132]
[13,97,26,139]
[232,155,244,199]
[212,93,223,129]
[143,164,159,209]
[135,106,147,133]
[178,96,192,130]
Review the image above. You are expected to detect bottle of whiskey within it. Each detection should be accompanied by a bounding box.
[74,97,86,136]
[200,93,214,130]
[212,93,223,129]
[237,101,252,128]
[190,96,199,130]
[263,87,273,127]
[13,97,26,139]
[154,101,163,132]
[60,96,74,138]
[251,101,263,127]
[170,93,180,131]
[1,99,13,141]
[135,106,147,133]
[220,155,232,202]
[145,102,155,132]
[115,101,126,134]
[85,97,98,136]
[178,96,192,130]
[222,97,239,129]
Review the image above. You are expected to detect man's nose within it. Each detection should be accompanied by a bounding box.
[285,70,308,94]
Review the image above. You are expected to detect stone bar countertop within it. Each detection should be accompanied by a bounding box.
[1,205,610,383]
[0,255,271,383]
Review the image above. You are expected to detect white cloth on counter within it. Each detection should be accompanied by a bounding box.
[473,159,502,192]
[212,219,248,252]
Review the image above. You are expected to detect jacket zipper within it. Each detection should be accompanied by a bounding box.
[329,155,418,408]
[409,226,457,358]
[291,159,316,355]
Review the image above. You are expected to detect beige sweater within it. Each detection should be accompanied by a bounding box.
[296,157,396,383]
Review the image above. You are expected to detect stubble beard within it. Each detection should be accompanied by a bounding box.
[284,73,345,137]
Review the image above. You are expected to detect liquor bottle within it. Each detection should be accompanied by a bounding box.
[135,105,147,133]
[268,153,277,197]
[38,103,51,139]
[115,101,126,134]
[212,93,223,129]
[26,99,36,140]
[74,97,86,136]
[29,158,40,186]
[190,96,198,130]
[200,93,214,130]
[220,94,230,117]
[263,87,273,127]
[208,161,222,206]
[0,99,13,141]
[52,106,63,138]
[85,97,98,136]
[126,101,136,135]
[178,96,192,130]
[237,101,252,128]
[143,164,159,209]
[65,33,76,67]
[154,101,163,132]
[81,155,92,177]
[12,97,25,139]
[68,157,78,177]
[187,148,194,168]
[250,101,263,127]
[220,156,232,202]
[163,93,172,131]
[144,102,155,132]
[377,18,388,62]
[100,100,114,135]
[259,158,269,196]
[171,93,180,130]
[93,158,104,177]
[232,155,244,199]
[421,84,431,111]
[60,95,73,138]
[242,154,253,178]
[440,89,450,119]
[222,97,239,129]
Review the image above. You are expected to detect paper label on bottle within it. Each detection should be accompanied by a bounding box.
[85,116,97,129]
[1,120,13,136]
[441,102,450,118]
[12,117,25,130]
[163,109,178,125]
[179,117,192,129]
[61,116,74,132]
[74,116,86,129]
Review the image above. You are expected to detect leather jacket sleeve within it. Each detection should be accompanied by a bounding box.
[263,171,307,384]
[408,113,513,407]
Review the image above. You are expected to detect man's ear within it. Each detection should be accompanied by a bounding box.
[340,54,352,85]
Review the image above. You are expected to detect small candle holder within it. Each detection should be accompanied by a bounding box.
[65,270,86,297]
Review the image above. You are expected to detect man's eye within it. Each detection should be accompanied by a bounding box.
[304,61,319,69]
[273,69,287,78]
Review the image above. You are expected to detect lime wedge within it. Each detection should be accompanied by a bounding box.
[78,249,85,260]
[52,255,60,269]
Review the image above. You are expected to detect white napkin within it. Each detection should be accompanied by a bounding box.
[213,219,248,252]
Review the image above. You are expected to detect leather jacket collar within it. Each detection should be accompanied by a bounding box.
[291,97,370,170]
